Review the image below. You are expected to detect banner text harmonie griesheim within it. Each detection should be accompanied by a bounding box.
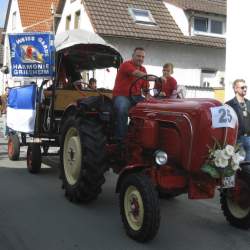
[9,33,54,78]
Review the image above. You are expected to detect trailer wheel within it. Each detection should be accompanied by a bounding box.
[220,167,250,229]
[8,134,20,161]
[119,173,160,242]
[60,116,107,203]
[27,144,42,174]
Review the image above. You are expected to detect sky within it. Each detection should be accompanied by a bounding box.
[0,0,8,28]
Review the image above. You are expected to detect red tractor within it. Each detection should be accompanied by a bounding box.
[23,30,250,242]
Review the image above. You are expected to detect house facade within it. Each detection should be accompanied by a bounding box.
[225,0,250,100]
[0,28,4,94]
[2,0,226,100]
[1,0,61,89]
[56,0,226,99]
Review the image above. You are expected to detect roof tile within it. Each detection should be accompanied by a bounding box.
[18,0,61,32]
[164,0,226,15]
[83,0,225,48]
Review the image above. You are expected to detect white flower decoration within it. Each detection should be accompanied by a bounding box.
[214,157,220,167]
[221,149,231,160]
[232,163,240,171]
[224,145,235,156]
[203,142,243,179]
[215,157,228,168]
[232,153,240,165]
[213,149,222,158]
[238,148,246,161]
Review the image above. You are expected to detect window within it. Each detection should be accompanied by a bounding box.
[193,16,225,36]
[129,8,156,25]
[201,69,216,87]
[211,20,223,34]
[194,17,208,32]
[74,11,81,29]
[12,11,17,30]
[66,15,71,30]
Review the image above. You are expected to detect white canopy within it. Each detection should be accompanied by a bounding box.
[55,29,118,52]
[54,29,122,70]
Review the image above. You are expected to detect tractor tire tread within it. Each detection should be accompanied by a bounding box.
[61,116,107,203]
[119,173,160,242]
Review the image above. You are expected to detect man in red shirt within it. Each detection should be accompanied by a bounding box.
[113,47,154,142]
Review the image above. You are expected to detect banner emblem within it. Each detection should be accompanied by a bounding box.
[8,33,54,78]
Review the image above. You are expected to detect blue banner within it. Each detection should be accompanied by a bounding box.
[9,33,54,78]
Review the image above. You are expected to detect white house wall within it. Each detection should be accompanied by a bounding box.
[225,0,250,100]
[0,69,4,94]
[103,37,225,89]
[164,2,189,36]
[186,88,214,98]
[55,1,225,92]
[57,0,94,34]
[3,0,24,89]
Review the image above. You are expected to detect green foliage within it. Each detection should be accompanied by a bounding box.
[201,164,220,179]
[223,167,235,177]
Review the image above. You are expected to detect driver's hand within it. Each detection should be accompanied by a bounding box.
[142,88,149,95]
[154,76,165,84]
[145,93,151,100]
[160,76,166,82]
[141,88,151,99]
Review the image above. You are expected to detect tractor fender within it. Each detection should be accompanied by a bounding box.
[115,164,146,193]
[60,104,78,130]
[60,96,102,128]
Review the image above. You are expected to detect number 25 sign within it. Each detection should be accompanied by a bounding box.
[210,105,238,128]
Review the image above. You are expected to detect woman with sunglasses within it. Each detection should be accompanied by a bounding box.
[226,79,250,161]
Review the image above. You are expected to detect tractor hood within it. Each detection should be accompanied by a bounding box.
[55,29,123,70]
[134,97,222,113]
[131,97,238,173]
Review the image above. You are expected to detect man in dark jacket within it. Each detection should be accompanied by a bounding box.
[226,79,250,161]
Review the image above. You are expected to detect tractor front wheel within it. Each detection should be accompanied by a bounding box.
[220,168,250,229]
[8,134,20,161]
[119,173,160,242]
[27,144,42,174]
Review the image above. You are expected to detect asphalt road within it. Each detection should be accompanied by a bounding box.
[0,138,250,250]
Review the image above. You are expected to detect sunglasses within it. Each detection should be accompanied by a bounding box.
[241,86,247,90]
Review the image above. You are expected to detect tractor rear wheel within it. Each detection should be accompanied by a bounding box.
[60,116,107,203]
[220,166,250,229]
[8,134,20,161]
[27,144,42,174]
[119,173,160,242]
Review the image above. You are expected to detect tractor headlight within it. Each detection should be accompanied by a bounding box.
[155,150,168,166]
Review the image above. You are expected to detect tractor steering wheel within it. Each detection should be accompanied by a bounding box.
[129,74,162,99]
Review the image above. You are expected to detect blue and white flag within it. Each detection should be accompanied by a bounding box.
[7,84,37,133]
